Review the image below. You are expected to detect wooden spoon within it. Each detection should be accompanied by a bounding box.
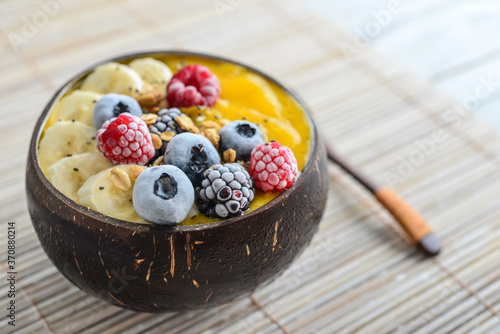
[325,143,441,256]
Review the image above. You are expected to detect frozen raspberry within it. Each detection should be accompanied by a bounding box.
[250,141,298,192]
[167,64,221,108]
[96,113,155,165]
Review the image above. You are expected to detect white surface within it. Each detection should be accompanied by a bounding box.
[302,0,500,130]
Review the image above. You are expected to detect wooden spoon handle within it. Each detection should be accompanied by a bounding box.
[324,142,441,256]
[374,187,431,243]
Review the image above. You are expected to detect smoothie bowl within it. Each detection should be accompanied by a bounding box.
[26,51,329,312]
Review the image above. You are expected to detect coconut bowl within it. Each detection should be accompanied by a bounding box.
[25,51,329,313]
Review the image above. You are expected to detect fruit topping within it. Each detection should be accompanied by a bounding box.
[93,94,143,130]
[55,90,103,126]
[218,121,264,163]
[149,108,196,135]
[128,57,173,93]
[81,62,144,95]
[96,113,155,165]
[78,165,145,223]
[132,165,194,226]
[145,108,201,162]
[46,152,113,201]
[38,120,98,172]
[195,163,254,219]
[166,64,221,108]
[129,58,172,113]
[250,141,298,192]
[163,133,221,187]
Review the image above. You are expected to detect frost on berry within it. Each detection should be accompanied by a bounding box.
[195,163,254,219]
[250,141,298,192]
[96,113,155,165]
[166,64,221,108]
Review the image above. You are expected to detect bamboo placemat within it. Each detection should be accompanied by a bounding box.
[2,0,500,333]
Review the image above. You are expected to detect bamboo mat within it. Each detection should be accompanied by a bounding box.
[2,0,500,333]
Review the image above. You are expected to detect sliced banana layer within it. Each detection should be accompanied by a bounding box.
[46,152,113,202]
[129,57,172,93]
[81,62,144,95]
[51,90,103,126]
[77,165,149,224]
[38,121,98,173]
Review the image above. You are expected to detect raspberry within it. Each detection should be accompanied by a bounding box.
[167,64,221,108]
[96,113,155,165]
[250,141,298,192]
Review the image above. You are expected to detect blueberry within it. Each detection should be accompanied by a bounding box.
[93,94,142,130]
[133,165,194,226]
[163,133,221,187]
[218,121,264,162]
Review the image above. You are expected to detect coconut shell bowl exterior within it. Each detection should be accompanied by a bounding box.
[25,51,329,313]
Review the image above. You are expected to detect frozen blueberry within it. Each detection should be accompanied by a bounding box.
[132,165,194,226]
[219,121,264,162]
[93,94,142,130]
[163,133,221,187]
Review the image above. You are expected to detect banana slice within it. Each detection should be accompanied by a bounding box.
[77,165,150,224]
[129,57,173,93]
[38,121,98,173]
[46,152,113,201]
[80,62,144,95]
[51,90,103,126]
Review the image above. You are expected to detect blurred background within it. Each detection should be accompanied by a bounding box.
[5,0,500,128]
[304,0,500,129]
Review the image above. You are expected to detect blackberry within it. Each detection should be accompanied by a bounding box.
[195,163,255,219]
[149,108,184,135]
[148,108,188,162]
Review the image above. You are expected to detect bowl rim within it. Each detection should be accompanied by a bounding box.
[30,50,319,233]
